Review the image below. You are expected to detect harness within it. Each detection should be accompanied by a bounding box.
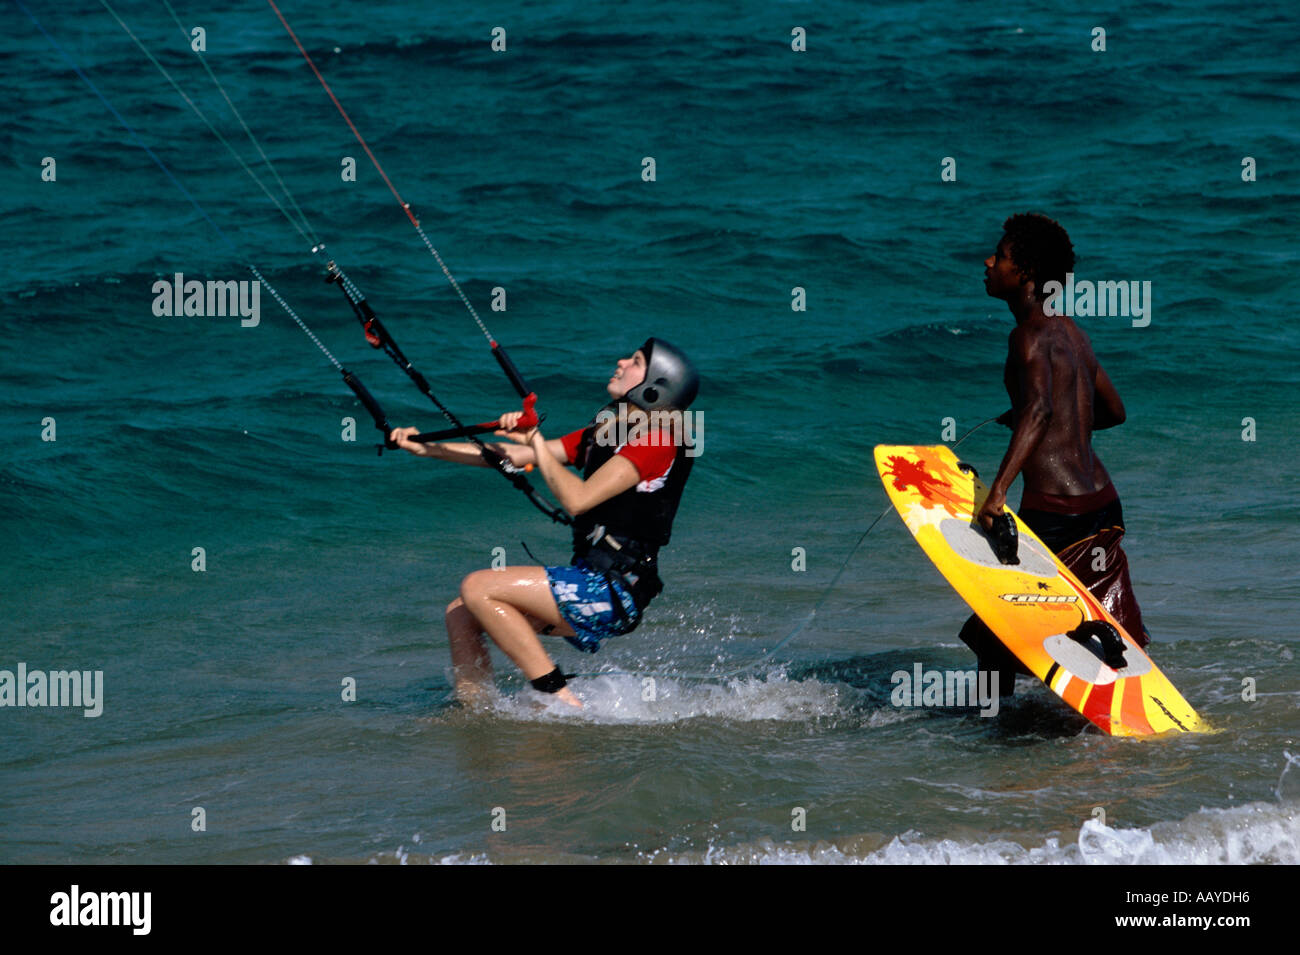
[569,414,693,630]
[580,526,664,630]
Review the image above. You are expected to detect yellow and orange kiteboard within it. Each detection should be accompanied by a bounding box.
[874,444,1207,737]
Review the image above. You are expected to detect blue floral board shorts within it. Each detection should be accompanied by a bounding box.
[546,559,641,652]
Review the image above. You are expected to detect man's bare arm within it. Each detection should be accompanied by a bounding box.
[1093,365,1126,430]
[981,328,1053,524]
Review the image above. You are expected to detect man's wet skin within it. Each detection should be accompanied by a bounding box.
[980,237,1126,528]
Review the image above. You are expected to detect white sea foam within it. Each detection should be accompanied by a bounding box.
[431,851,491,865]
[644,800,1300,865]
[324,800,1299,866]
[486,668,858,724]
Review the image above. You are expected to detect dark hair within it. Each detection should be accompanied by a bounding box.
[1001,213,1075,298]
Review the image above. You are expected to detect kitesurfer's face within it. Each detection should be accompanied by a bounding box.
[984,237,1025,300]
[608,349,647,399]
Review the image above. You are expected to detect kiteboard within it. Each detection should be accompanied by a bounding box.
[874,444,1207,736]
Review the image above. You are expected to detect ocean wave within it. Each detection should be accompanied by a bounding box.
[653,800,1300,865]
[299,799,1298,866]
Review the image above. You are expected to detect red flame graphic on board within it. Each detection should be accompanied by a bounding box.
[883,451,969,518]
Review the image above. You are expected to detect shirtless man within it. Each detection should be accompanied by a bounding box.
[962,213,1148,695]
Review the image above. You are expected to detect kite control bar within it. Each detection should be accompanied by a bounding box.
[409,393,542,444]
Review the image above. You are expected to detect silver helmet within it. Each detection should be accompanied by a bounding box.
[624,337,699,411]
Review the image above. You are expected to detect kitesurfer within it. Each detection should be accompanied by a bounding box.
[391,338,699,708]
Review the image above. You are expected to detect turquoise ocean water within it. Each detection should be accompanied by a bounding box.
[2,0,1298,863]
